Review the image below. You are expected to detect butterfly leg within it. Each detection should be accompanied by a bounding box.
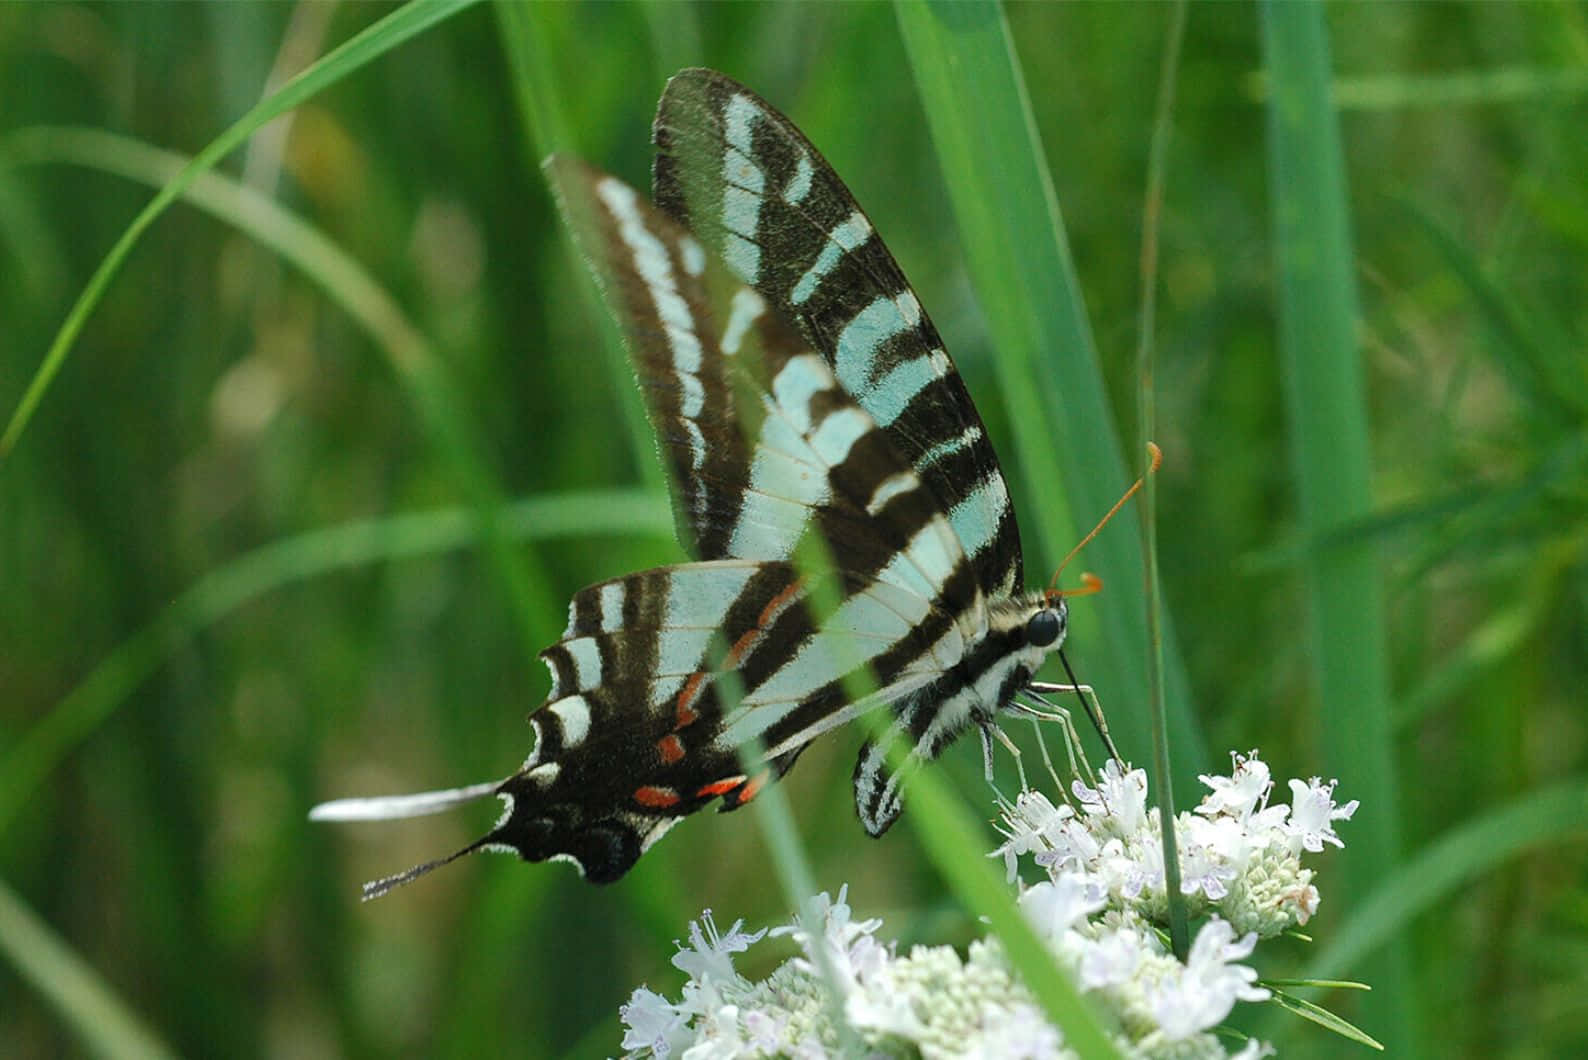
[1026,678,1122,766]
[978,720,1032,792]
[1008,694,1082,792]
[1012,680,1125,792]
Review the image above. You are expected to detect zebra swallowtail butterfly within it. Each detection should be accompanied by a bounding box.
[313,69,1104,896]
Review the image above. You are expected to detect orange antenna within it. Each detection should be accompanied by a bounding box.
[1049,442,1162,594]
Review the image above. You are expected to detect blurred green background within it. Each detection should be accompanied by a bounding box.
[2,3,1585,1058]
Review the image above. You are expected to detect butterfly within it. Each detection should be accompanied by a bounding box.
[313,69,1112,897]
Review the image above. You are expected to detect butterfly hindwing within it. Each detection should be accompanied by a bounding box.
[487,560,955,882]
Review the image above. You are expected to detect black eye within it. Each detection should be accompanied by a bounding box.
[1026,609,1063,647]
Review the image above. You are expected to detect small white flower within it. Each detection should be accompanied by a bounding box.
[1198,750,1272,821]
[680,1003,746,1060]
[1178,834,1235,902]
[770,884,885,991]
[993,790,1077,882]
[1076,922,1154,990]
[844,974,927,1040]
[620,986,687,1055]
[671,909,765,985]
[1285,777,1358,852]
[960,999,1069,1059]
[1019,874,1105,944]
[1148,918,1269,1041]
[1033,814,1105,880]
[1073,759,1151,837]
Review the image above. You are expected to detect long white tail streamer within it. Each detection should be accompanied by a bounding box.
[308,779,500,822]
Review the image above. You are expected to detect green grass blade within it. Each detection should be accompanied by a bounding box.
[1401,198,1583,422]
[1332,66,1588,110]
[891,726,1123,1059]
[1,121,558,658]
[0,0,479,459]
[0,878,179,1060]
[1134,0,1191,960]
[1,126,435,387]
[0,161,67,301]
[1259,3,1416,1052]
[1267,988,1385,1050]
[895,1,1205,779]
[0,489,671,836]
[492,2,665,493]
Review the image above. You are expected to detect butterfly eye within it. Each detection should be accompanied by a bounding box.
[1026,609,1063,648]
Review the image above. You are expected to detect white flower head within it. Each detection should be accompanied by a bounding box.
[619,751,1353,1058]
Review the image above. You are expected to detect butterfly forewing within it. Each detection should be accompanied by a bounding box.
[551,157,985,616]
[653,68,1024,598]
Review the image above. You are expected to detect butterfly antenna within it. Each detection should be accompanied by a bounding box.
[1049,442,1163,594]
[1060,647,1121,764]
[360,838,491,901]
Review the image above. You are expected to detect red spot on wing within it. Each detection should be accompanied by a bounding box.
[732,771,771,806]
[676,672,706,727]
[723,627,760,667]
[657,733,685,764]
[634,785,681,808]
[695,776,746,798]
[671,582,803,731]
[758,579,803,627]
[721,579,803,669]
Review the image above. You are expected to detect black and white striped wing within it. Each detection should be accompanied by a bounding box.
[652,68,1023,597]
[490,561,954,883]
[549,157,983,618]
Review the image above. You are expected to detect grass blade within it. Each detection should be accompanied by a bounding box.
[0,0,479,459]
[1,119,559,661]
[895,1,1205,779]
[1259,3,1417,1052]
[0,878,178,1060]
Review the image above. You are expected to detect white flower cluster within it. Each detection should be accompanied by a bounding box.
[1000,751,1357,938]
[619,751,1356,1059]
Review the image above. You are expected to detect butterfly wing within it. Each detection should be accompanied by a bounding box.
[549,157,984,617]
[483,560,954,882]
[652,68,1024,597]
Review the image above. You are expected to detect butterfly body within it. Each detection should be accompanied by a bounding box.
[315,70,1076,894]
